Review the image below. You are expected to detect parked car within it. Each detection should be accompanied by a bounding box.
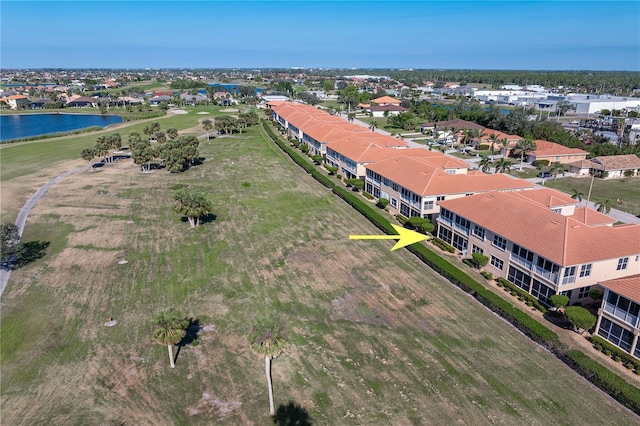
[537,171,551,178]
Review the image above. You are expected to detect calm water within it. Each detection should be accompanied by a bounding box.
[0,113,124,141]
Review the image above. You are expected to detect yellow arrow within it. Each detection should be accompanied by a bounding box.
[349,224,429,251]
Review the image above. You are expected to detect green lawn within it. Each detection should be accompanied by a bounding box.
[545,176,640,216]
[1,119,638,424]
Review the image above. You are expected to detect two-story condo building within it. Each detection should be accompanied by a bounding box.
[364,156,535,220]
[596,275,640,359]
[437,189,640,306]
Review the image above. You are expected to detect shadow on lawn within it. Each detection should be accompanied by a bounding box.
[174,318,202,366]
[272,401,313,426]
[179,214,217,225]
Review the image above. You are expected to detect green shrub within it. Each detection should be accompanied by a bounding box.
[311,155,324,164]
[395,214,408,225]
[533,159,550,167]
[614,356,622,363]
[299,144,309,153]
[480,271,493,280]
[477,143,490,151]
[550,294,570,311]
[376,198,389,209]
[527,300,534,307]
[432,238,455,253]
[590,336,640,372]
[565,350,640,415]
[311,170,336,189]
[463,258,476,268]
[406,216,435,234]
[496,278,547,313]
[362,191,375,200]
[326,165,339,175]
[496,280,504,287]
[472,252,489,268]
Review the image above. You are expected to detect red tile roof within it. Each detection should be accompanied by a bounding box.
[366,156,534,197]
[600,274,640,303]
[438,190,640,266]
[530,140,588,157]
[372,96,401,105]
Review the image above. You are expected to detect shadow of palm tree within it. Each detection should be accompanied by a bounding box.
[272,401,312,426]
[174,318,201,365]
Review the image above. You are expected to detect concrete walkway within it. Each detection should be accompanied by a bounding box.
[0,165,88,297]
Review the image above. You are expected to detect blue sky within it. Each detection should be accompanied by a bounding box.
[2,1,639,70]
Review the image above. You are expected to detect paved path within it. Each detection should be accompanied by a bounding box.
[0,165,88,297]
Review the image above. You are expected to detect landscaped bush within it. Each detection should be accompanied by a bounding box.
[311,170,336,189]
[565,350,640,415]
[590,335,640,372]
[395,214,408,226]
[311,155,324,164]
[262,120,315,173]
[463,258,476,268]
[432,238,455,253]
[564,306,597,333]
[362,191,374,200]
[376,198,389,209]
[477,144,490,151]
[472,252,489,268]
[326,165,339,175]
[550,294,570,311]
[480,271,493,280]
[496,277,547,313]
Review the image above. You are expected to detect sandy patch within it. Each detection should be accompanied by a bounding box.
[169,109,188,114]
[219,108,239,113]
[196,112,210,115]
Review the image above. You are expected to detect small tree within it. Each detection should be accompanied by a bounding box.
[345,178,364,191]
[249,314,288,416]
[564,306,596,334]
[152,309,189,368]
[311,155,323,165]
[202,119,213,140]
[326,165,338,175]
[550,294,570,312]
[588,288,603,302]
[1,223,23,267]
[376,198,390,209]
[81,147,95,168]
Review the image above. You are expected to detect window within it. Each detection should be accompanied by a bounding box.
[562,266,577,285]
[511,244,534,268]
[437,195,445,201]
[492,234,507,250]
[423,200,434,210]
[365,182,373,194]
[390,198,397,208]
[617,257,629,270]
[472,225,485,240]
[598,318,634,352]
[551,208,562,213]
[452,234,468,252]
[531,279,554,305]
[508,266,531,291]
[438,227,452,243]
[471,245,483,254]
[491,256,504,270]
[579,264,592,278]
[391,182,399,191]
[578,286,591,299]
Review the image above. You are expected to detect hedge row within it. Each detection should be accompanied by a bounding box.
[590,335,640,372]
[263,118,640,412]
[261,120,315,173]
[310,170,335,189]
[565,350,640,415]
[496,277,548,313]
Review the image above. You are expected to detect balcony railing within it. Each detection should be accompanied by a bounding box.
[453,224,469,235]
[511,253,533,270]
[603,303,639,327]
[438,217,452,227]
[533,266,559,284]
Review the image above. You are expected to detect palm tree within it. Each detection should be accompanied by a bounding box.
[479,156,492,173]
[369,119,378,132]
[347,112,355,123]
[595,199,613,214]
[174,189,213,228]
[513,138,537,171]
[249,314,288,416]
[152,309,189,368]
[166,128,179,140]
[570,188,585,203]
[202,119,213,140]
[549,161,565,180]
[488,133,499,160]
[494,157,512,174]
[81,147,95,169]
[499,138,509,158]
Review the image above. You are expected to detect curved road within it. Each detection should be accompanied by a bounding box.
[0,165,88,296]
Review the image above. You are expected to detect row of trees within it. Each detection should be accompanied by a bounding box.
[152,309,287,415]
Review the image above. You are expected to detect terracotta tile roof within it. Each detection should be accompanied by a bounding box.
[515,187,577,207]
[600,274,640,303]
[329,132,408,148]
[592,154,640,171]
[421,119,485,131]
[372,96,401,105]
[480,129,522,143]
[3,95,28,100]
[570,207,616,226]
[367,156,534,198]
[530,140,588,157]
[438,190,640,266]
[567,159,600,169]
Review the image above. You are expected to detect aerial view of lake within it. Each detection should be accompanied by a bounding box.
[0,113,124,141]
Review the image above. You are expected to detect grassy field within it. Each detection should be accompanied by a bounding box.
[1,119,638,425]
[545,175,640,216]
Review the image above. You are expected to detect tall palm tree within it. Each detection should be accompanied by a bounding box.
[595,199,613,214]
[549,161,565,180]
[249,314,288,416]
[202,119,213,140]
[494,158,512,174]
[152,309,189,368]
[174,190,213,228]
[369,119,378,132]
[488,133,499,160]
[81,147,95,169]
[499,138,509,158]
[479,156,492,173]
[570,188,585,203]
[513,138,537,171]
